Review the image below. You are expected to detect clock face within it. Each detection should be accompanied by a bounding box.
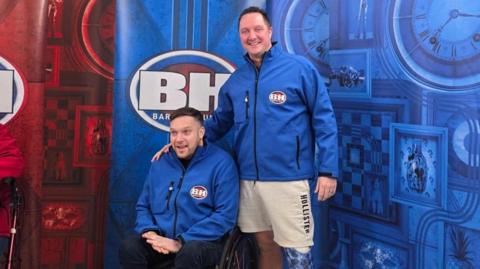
[390,0,480,91]
[281,0,330,75]
[79,0,115,79]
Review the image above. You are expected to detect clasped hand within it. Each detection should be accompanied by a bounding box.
[142,231,182,254]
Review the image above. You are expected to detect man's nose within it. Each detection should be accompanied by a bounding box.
[175,134,185,141]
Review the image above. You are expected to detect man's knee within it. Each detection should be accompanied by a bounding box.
[175,240,222,268]
[255,231,280,253]
[175,241,207,267]
[175,241,202,261]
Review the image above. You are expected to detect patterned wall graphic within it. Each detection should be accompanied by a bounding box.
[42,0,114,267]
[1,0,114,268]
[2,0,479,268]
[272,0,480,268]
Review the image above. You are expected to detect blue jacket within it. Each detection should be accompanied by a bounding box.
[206,43,338,180]
[135,143,239,242]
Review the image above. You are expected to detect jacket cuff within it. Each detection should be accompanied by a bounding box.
[318,172,336,178]
[141,229,163,236]
[175,235,185,245]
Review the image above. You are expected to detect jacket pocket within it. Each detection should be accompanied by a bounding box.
[245,91,249,120]
[234,91,249,124]
[165,181,174,210]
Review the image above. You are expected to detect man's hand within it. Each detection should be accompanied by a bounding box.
[157,238,182,254]
[142,231,169,254]
[151,143,172,162]
[314,176,337,201]
[142,231,182,254]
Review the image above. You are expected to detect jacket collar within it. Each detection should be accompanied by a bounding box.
[167,141,209,165]
[243,41,280,64]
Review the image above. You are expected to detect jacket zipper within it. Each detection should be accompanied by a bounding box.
[245,91,249,120]
[172,173,185,237]
[253,66,260,182]
[296,136,300,169]
[166,181,174,210]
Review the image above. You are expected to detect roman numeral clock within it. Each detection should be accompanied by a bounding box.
[389,0,480,91]
[278,0,331,76]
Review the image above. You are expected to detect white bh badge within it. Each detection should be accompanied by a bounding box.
[269,91,287,104]
[190,186,208,199]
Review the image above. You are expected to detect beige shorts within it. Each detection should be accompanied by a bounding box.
[237,180,314,248]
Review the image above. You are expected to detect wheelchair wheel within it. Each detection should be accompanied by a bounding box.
[217,227,258,269]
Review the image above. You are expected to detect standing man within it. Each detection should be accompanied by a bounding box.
[209,7,338,268]
[153,6,338,269]
[0,124,24,257]
[120,107,239,269]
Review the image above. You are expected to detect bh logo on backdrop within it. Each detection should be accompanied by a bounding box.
[129,50,235,131]
[0,56,25,124]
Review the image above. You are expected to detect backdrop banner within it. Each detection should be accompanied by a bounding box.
[106,1,265,267]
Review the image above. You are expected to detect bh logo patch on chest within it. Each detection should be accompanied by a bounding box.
[190,185,208,200]
[269,91,287,105]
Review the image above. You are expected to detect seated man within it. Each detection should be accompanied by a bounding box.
[119,107,239,269]
[0,124,24,257]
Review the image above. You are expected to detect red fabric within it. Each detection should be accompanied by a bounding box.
[0,124,24,237]
[0,124,24,179]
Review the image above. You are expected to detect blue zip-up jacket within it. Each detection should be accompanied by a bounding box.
[135,143,239,242]
[205,43,338,180]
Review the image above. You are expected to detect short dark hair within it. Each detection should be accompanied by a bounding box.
[170,107,204,125]
[238,6,271,28]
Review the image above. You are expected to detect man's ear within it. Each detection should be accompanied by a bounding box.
[199,126,205,141]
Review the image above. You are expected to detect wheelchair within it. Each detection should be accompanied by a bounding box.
[216,226,258,269]
[0,177,22,269]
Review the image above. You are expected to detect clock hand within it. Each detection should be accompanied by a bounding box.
[432,16,453,38]
[408,16,452,56]
[457,12,480,18]
[317,38,329,57]
[305,37,329,58]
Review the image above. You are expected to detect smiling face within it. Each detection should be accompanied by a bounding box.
[239,12,272,65]
[170,115,205,160]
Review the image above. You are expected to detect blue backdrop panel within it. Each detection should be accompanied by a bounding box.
[106,1,265,268]
[108,0,480,268]
[270,0,480,268]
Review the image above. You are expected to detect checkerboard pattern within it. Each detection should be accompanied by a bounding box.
[333,109,395,221]
[45,93,85,148]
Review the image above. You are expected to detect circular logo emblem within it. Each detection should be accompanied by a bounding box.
[269,91,287,104]
[129,50,235,131]
[0,56,26,124]
[190,185,208,200]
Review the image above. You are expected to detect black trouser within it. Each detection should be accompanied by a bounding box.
[119,234,224,269]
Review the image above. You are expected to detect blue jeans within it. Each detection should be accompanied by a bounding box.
[118,234,224,269]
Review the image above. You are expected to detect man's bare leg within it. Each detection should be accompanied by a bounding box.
[255,231,282,269]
